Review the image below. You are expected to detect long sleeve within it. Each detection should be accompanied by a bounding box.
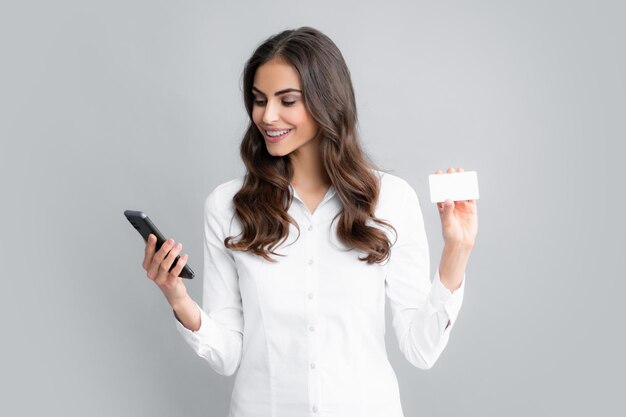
[385,179,465,370]
[173,187,244,376]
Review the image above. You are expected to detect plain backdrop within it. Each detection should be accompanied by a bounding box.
[1,0,624,416]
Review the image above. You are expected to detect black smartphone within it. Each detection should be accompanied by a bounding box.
[124,210,195,279]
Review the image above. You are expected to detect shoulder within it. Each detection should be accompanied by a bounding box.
[204,175,245,219]
[371,169,424,232]
[373,169,417,206]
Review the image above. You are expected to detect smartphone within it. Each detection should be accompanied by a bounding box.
[124,210,195,279]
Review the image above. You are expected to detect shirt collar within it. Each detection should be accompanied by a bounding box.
[289,183,337,207]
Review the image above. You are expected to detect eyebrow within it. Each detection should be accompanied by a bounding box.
[252,86,302,96]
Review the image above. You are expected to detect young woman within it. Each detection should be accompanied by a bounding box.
[142,26,477,417]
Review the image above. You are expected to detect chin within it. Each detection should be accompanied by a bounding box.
[265,145,288,157]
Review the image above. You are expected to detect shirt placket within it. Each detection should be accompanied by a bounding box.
[289,184,335,416]
[305,213,321,416]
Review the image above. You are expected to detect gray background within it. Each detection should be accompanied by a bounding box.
[1,0,624,416]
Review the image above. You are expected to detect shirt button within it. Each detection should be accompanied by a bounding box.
[308,259,314,265]
[312,405,318,413]
[308,225,313,231]
[308,325,315,332]
[310,362,316,369]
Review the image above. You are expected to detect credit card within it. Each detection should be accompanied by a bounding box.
[428,171,480,203]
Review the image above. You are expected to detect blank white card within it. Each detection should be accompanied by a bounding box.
[428,171,480,203]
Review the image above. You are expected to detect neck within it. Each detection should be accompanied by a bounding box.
[289,137,330,189]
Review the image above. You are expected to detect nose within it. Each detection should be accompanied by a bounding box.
[262,100,280,124]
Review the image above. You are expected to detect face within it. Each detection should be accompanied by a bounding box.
[251,58,320,157]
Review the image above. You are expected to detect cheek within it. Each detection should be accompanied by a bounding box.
[289,109,315,131]
[301,116,318,135]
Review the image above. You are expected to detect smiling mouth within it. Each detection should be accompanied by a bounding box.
[265,129,292,137]
[264,129,292,142]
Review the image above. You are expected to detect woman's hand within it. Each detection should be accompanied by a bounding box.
[142,234,190,308]
[435,167,478,249]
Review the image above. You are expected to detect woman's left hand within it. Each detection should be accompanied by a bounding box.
[435,167,478,249]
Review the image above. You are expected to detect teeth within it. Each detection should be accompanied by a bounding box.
[266,129,290,137]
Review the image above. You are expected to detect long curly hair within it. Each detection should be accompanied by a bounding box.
[224,26,397,264]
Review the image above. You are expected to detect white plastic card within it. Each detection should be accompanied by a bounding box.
[428,171,480,203]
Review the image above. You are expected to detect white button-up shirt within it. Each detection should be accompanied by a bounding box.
[174,169,465,417]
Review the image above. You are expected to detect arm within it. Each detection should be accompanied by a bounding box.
[438,244,472,329]
[386,179,466,370]
[173,187,244,377]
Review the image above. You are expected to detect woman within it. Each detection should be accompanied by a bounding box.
[142,26,477,417]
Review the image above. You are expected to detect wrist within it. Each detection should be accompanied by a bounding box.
[169,292,191,311]
[443,242,473,255]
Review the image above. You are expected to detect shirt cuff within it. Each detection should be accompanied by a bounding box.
[173,300,215,346]
[428,267,465,328]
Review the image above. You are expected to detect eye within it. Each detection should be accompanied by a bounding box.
[252,98,298,106]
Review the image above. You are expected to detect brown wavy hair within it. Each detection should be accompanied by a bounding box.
[224,26,397,264]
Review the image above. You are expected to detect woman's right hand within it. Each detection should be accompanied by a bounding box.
[142,234,190,308]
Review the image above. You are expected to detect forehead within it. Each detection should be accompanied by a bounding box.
[253,58,301,91]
